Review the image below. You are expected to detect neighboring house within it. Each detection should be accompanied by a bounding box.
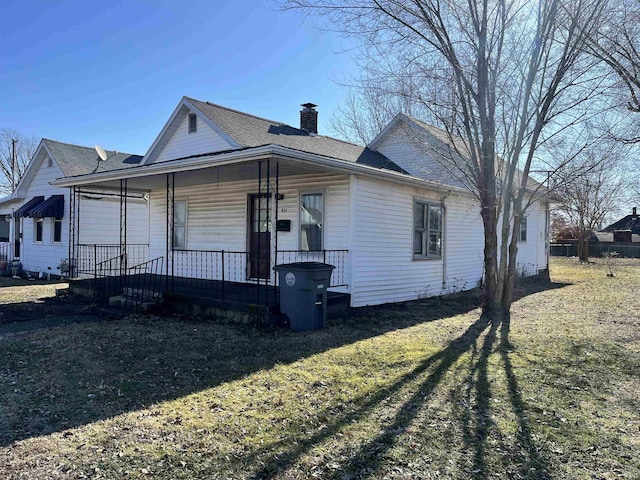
[0,139,148,277]
[52,97,551,308]
[600,207,640,243]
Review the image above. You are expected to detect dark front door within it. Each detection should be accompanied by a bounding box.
[248,194,270,279]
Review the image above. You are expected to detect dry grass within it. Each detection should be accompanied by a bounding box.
[0,258,638,479]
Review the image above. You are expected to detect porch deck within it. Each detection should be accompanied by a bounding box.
[70,273,350,326]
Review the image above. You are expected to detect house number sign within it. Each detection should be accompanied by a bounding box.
[285,272,296,286]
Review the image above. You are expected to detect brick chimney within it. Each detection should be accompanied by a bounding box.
[300,103,318,134]
[634,207,638,216]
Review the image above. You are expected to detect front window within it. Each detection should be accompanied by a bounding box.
[519,216,527,242]
[53,218,62,243]
[34,218,43,243]
[173,200,187,250]
[300,192,323,251]
[414,200,443,259]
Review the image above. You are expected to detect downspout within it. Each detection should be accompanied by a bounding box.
[440,191,452,292]
[347,175,357,306]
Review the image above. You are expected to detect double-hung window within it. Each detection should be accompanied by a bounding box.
[519,216,527,242]
[300,192,323,251]
[413,200,443,259]
[34,218,43,243]
[52,218,62,243]
[173,200,187,250]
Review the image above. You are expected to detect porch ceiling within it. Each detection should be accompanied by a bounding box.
[70,157,338,192]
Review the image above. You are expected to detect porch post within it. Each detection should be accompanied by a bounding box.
[256,160,262,305]
[120,179,128,287]
[68,186,79,278]
[274,160,279,306]
[265,159,271,307]
[165,173,175,293]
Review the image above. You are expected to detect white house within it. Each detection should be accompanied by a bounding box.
[52,97,550,308]
[0,139,149,278]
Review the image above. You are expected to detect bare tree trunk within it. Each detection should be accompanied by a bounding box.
[501,214,522,311]
[481,204,500,312]
[578,233,590,263]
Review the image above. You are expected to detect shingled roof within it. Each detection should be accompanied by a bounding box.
[43,139,143,177]
[186,97,404,173]
[602,209,640,234]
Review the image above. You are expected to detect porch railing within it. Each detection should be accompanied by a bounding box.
[171,249,349,289]
[76,243,149,277]
[126,257,164,308]
[91,254,127,303]
[76,246,349,305]
[0,242,13,263]
[172,250,248,297]
[275,249,349,287]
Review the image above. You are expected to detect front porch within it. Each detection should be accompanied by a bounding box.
[70,252,350,325]
[65,155,353,318]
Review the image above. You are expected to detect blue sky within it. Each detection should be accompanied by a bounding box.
[0,0,356,155]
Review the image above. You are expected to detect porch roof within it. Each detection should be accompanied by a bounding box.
[51,144,470,195]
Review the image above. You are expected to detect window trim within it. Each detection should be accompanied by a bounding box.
[413,199,443,260]
[52,218,62,244]
[519,215,527,243]
[34,218,43,243]
[173,199,188,250]
[299,190,325,251]
[188,113,197,134]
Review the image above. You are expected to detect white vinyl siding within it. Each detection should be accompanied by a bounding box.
[78,196,149,246]
[151,110,235,164]
[18,151,68,274]
[351,177,445,307]
[514,202,547,275]
[350,176,548,307]
[147,172,349,288]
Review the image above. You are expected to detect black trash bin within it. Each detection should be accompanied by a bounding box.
[274,262,335,332]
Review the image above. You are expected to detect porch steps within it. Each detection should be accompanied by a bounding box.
[109,294,161,313]
[162,292,271,326]
[97,305,128,320]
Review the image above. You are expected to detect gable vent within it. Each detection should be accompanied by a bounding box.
[188,113,197,133]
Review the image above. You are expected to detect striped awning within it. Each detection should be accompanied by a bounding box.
[28,195,64,219]
[13,196,44,218]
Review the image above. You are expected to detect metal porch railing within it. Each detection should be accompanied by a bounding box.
[125,257,164,308]
[76,243,149,277]
[76,245,349,306]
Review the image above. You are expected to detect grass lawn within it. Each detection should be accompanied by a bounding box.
[0,258,638,479]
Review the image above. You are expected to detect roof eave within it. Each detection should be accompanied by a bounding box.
[51,144,469,195]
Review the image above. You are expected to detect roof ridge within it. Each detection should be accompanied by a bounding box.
[186,97,288,127]
[43,138,141,157]
[185,96,365,149]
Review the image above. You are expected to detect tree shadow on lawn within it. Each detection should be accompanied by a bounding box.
[0,277,568,451]
[245,311,552,480]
